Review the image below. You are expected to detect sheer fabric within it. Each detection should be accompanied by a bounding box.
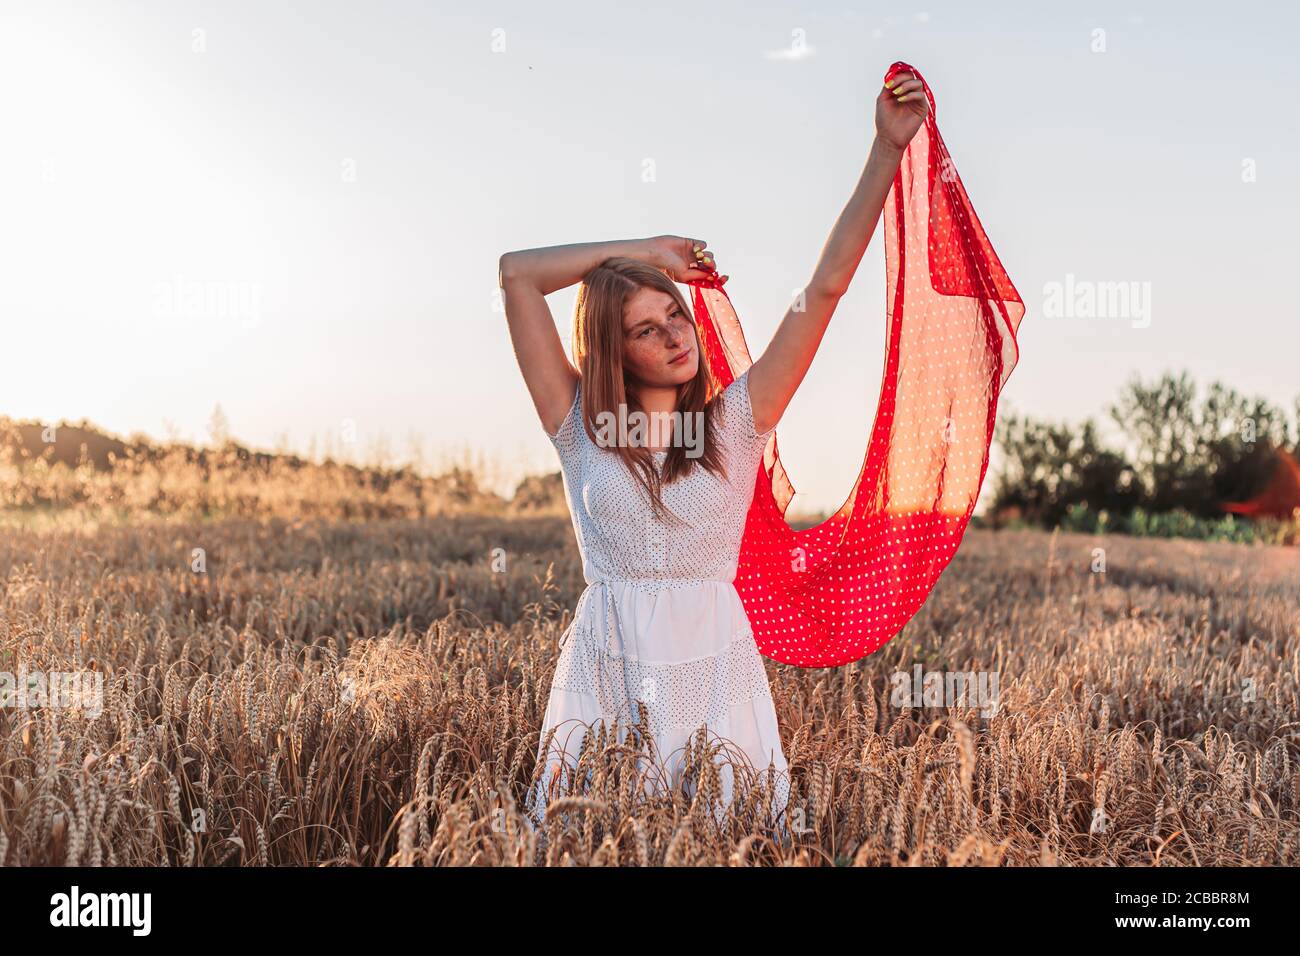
[687,61,1024,668]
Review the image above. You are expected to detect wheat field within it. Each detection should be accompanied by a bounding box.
[0,506,1297,866]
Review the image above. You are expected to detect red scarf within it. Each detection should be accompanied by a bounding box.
[688,62,1024,667]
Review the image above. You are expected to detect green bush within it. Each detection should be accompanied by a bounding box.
[1054,504,1286,544]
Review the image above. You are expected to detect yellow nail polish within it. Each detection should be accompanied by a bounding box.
[885,79,894,88]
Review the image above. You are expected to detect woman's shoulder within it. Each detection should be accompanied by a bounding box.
[712,366,748,412]
[714,367,772,442]
[544,375,583,454]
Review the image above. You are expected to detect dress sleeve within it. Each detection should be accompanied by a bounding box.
[545,378,582,458]
[724,366,775,443]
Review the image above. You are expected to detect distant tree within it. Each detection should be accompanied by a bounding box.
[1195,381,1289,510]
[994,371,1300,531]
[1107,371,1200,513]
[1109,372,1287,517]
[992,415,1138,525]
[207,404,231,447]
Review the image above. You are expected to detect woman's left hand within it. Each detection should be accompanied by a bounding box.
[646,235,727,286]
[875,71,929,152]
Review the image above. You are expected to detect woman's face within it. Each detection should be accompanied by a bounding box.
[621,286,699,388]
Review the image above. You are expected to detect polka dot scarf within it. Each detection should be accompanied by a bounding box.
[688,62,1025,667]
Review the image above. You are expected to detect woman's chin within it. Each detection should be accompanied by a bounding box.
[666,359,698,382]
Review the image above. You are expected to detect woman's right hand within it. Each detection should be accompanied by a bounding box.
[645,235,725,285]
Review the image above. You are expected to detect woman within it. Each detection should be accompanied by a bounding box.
[500,72,929,829]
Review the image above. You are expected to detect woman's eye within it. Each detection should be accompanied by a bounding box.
[639,328,652,337]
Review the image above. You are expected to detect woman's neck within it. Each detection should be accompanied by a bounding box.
[629,382,680,452]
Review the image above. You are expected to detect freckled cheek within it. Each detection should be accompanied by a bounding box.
[623,342,660,372]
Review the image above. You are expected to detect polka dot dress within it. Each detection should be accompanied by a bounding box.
[690,60,1024,668]
[527,367,791,826]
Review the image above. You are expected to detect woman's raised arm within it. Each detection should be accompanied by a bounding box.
[498,236,718,435]
[746,71,930,434]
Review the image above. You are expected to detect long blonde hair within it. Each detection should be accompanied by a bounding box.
[571,257,730,523]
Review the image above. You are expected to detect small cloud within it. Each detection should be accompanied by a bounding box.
[914,11,931,22]
[871,27,885,40]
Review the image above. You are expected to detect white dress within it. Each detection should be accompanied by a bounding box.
[526,367,791,829]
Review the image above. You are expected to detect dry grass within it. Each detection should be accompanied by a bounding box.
[0,417,518,521]
[0,511,1296,866]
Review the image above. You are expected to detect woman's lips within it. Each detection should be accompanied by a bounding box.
[668,348,691,366]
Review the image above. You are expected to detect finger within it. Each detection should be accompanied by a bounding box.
[890,79,923,98]
[897,91,929,109]
[686,249,714,268]
[884,71,914,90]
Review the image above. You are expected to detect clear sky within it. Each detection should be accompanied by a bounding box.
[3,1,1297,513]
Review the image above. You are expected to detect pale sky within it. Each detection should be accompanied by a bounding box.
[3,1,1297,514]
